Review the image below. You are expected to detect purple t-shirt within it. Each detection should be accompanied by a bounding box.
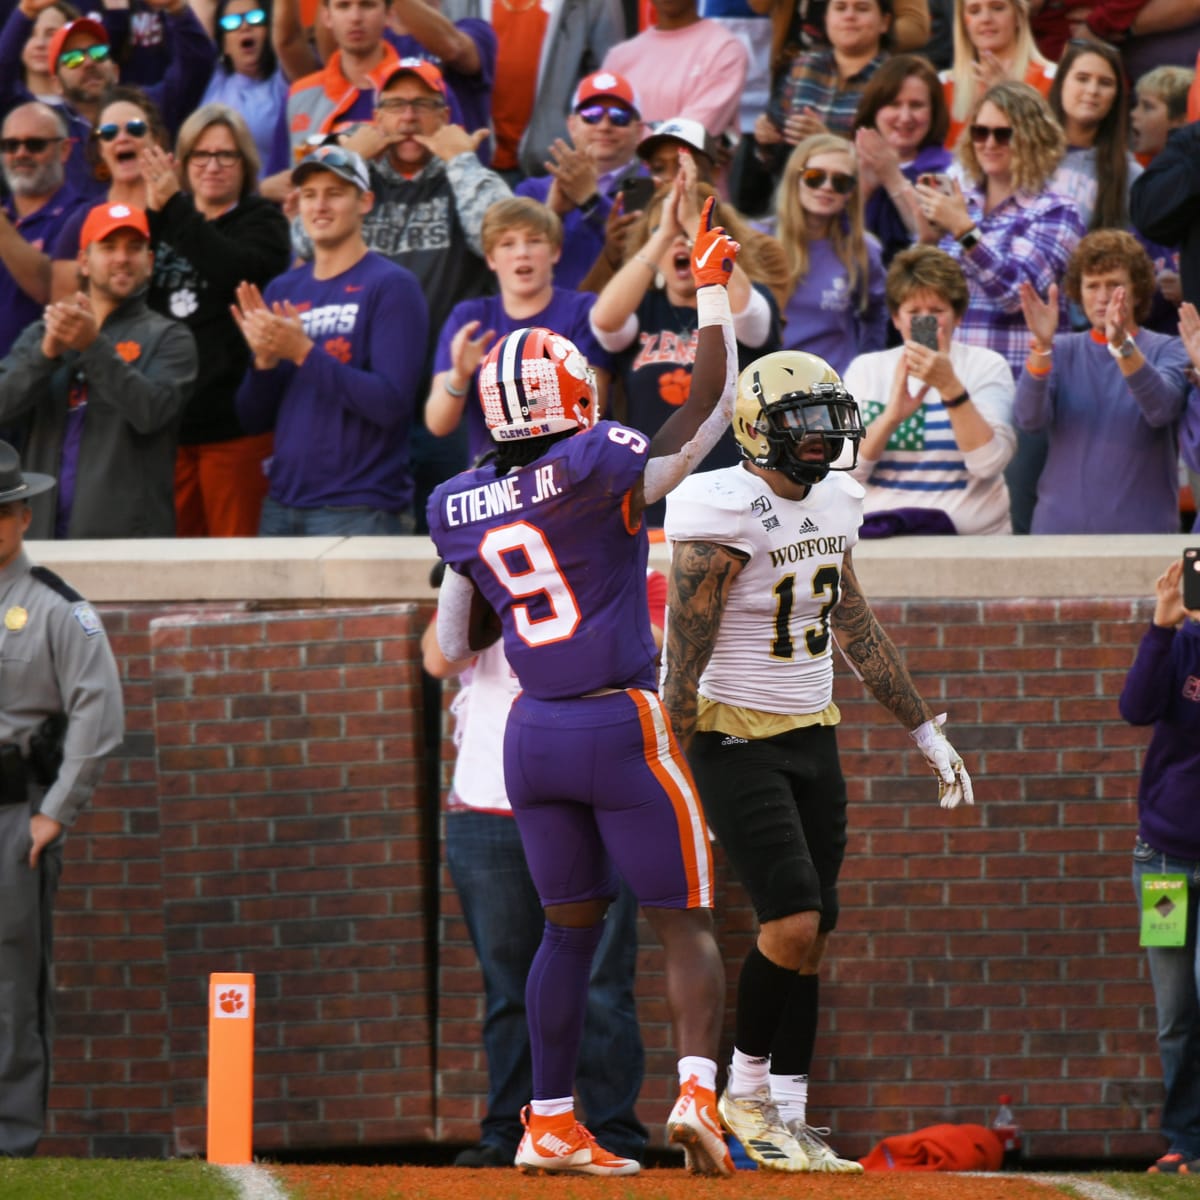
[428,420,658,699]
[434,289,612,464]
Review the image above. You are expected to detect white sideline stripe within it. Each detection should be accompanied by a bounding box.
[1033,1174,1144,1200]
[967,1173,1142,1200]
[218,1163,290,1200]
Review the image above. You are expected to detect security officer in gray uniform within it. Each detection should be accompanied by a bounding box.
[0,441,124,1156]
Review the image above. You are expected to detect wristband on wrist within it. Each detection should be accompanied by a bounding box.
[1029,342,1052,357]
[1025,356,1052,378]
[443,376,468,398]
[696,285,731,328]
[957,225,982,251]
[942,389,970,409]
[633,254,657,271]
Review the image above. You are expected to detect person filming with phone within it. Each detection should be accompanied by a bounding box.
[839,244,1016,535]
[1119,553,1200,1175]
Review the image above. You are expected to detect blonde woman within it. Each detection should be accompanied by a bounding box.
[941,0,1054,147]
[775,133,887,373]
[912,81,1084,532]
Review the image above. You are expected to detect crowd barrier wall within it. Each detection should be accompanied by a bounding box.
[30,534,1195,1163]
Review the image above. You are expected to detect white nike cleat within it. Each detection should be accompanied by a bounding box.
[666,1074,736,1176]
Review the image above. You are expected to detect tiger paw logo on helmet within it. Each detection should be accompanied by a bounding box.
[480,327,598,443]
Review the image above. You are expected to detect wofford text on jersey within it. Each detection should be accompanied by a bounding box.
[768,535,849,567]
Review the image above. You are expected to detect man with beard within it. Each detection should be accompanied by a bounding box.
[0,201,197,538]
[0,103,83,360]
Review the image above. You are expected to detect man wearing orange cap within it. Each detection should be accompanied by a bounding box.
[0,201,197,538]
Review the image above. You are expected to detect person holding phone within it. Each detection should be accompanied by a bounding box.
[841,244,1016,535]
[1119,556,1200,1175]
[515,71,647,290]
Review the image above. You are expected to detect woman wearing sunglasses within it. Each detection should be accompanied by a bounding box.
[775,134,887,373]
[198,0,288,175]
[47,85,167,300]
[912,80,1084,533]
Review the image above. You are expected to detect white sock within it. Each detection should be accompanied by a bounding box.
[530,1096,574,1118]
[728,1048,770,1098]
[678,1055,717,1092]
[769,1072,808,1127]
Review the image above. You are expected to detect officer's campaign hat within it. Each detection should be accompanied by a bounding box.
[0,442,55,504]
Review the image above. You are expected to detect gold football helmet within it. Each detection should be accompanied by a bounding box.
[733,351,863,486]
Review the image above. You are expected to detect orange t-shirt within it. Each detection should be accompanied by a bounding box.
[943,61,1056,150]
[491,2,550,171]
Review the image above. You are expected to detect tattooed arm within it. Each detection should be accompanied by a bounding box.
[830,549,934,731]
[663,540,749,749]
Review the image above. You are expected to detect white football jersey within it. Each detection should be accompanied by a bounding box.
[664,465,865,716]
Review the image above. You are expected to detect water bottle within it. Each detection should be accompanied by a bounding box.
[991,1094,1021,1169]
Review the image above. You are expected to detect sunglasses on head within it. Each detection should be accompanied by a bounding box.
[801,167,856,194]
[0,136,62,155]
[57,43,110,70]
[969,123,1014,145]
[219,8,267,30]
[576,103,635,127]
[97,119,149,141]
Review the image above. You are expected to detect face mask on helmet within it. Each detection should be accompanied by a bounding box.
[737,380,864,487]
[479,327,598,444]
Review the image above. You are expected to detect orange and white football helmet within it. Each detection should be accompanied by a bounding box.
[479,327,598,443]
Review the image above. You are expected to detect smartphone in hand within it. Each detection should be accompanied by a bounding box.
[910,314,940,350]
[1185,547,1200,610]
[620,176,655,212]
[917,172,954,197]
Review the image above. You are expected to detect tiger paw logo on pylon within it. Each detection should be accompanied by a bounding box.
[214,984,250,1018]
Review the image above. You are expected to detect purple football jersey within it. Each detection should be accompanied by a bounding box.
[428,422,658,700]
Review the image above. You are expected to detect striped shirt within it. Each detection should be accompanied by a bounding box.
[771,49,886,137]
[939,185,1085,378]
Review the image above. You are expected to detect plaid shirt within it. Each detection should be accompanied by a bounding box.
[771,49,886,137]
[941,186,1085,378]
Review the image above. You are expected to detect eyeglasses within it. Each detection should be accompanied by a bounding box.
[0,136,62,155]
[376,96,445,114]
[969,123,1014,145]
[97,119,149,141]
[576,103,636,127]
[218,8,266,30]
[190,148,242,167]
[57,43,111,69]
[801,168,857,194]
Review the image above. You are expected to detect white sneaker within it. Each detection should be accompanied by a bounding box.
[787,1121,864,1173]
[716,1089,808,1172]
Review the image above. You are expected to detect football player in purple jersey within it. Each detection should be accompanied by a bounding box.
[428,187,740,1178]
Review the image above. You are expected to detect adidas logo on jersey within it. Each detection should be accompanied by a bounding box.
[720,735,748,746]
[798,517,818,533]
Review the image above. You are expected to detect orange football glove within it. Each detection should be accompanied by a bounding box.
[691,196,740,288]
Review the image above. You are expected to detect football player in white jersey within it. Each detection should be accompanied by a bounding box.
[662,350,973,1173]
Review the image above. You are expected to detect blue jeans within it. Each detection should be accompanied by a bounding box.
[445,810,646,1160]
[1134,837,1200,1157]
[258,496,414,536]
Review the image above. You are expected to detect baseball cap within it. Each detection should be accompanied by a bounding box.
[291,144,371,191]
[379,57,448,98]
[571,71,640,115]
[637,117,718,164]
[80,201,149,250]
[48,18,109,76]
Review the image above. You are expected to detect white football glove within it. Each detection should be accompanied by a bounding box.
[909,713,973,809]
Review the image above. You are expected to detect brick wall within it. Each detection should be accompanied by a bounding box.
[42,594,1164,1164]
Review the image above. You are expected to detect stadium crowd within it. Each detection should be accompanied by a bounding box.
[2,0,1200,1179]
[0,0,1197,538]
